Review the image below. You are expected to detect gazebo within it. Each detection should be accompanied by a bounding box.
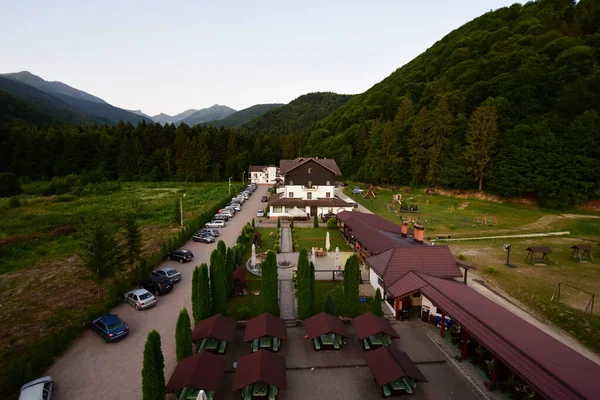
[304,312,349,350]
[192,314,236,354]
[525,247,552,264]
[571,244,593,263]
[352,312,399,350]
[365,347,427,396]
[232,349,286,399]
[244,313,287,353]
[233,267,247,296]
[253,231,263,247]
[166,351,225,400]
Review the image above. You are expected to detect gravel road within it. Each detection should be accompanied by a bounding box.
[46,185,268,400]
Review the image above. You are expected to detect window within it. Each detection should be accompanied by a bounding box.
[307,180,312,187]
[289,192,293,198]
[307,192,312,199]
[326,181,330,186]
[273,206,282,213]
[326,192,331,198]
[289,180,293,185]
[308,168,312,174]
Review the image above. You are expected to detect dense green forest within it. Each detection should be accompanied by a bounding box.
[2,0,599,207]
[300,0,600,207]
[200,103,284,128]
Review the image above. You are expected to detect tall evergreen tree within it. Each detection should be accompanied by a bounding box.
[192,266,200,323]
[463,105,500,191]
[373,289,383,317]
[425,95,453,185]
[313,214,318,228]
[141,330,165,400]
[308,261,316,316]
[261,251,280,316]
[226,247,236,293]
[211,250,228,316]
[123,213,142,269]
[409,107,430,183]
[217,240,227,257]
[198,263,212,320]
[343,255,360,317]
[297,249,311,319]
[175,308,192,362]
[80,221,123,298]
[323,291,337,316]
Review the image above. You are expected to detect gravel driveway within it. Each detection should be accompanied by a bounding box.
[46,185,268,400]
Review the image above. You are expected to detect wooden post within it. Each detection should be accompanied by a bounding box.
[461,330,468,360]
[463,268,468,284]
[440,312,445,338]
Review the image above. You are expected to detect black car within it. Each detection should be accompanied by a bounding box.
[141,275,173,295]
[167,249,194,263]
[261,196,268,202]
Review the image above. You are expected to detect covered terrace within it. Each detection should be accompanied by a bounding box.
[244,313,287,353]
[192,314,236,354]
[166,351,225,400]
[232,349,286,400]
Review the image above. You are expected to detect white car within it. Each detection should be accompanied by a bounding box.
[19,376,54,400]
[205,220,226,228]
[257,210,265,217]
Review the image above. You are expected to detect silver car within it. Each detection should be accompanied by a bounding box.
[124,288,157,310]
[19,376,53,400]
[205,220,226,228]
[152,267,182,283]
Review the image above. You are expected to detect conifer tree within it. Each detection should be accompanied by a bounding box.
[261,251,280,316]
[217,240,227,257]
[297,249,311,319]
[141,330,165,400]
[308,261,315,316]
[198,263,212,320]
[277,217,281,229]
[373,289,383,317]
[123,213,142,269]
[463,105,499,191]
[175,308,192,362]
[343,255,360,317]
[323,291,337,316]
[191,266,200,323]
[313,214,318,228]
[80,221,123,298]
[211,250,228,316]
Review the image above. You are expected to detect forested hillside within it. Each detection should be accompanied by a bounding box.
[303,0,600,206]
[200,103,283,128]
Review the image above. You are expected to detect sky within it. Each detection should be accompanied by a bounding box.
[1,0,519,116]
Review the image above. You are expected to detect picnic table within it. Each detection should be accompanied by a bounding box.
[242,383,279,400]
[251,337,281,352]
[197,337,227,354]
[382,377,416,396]
[314,333,342,350]
[313,248,325,257]
[362,334,392,350]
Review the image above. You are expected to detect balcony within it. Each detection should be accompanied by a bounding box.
[302,185,318,190]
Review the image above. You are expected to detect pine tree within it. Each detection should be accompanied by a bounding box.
[261,251,280,316]
[175,308,192,362]
[226,247,236,293]
[308,261,316,316]
[173,198,181,224]
[217,240,227,257]
[323,291,337,316]
[409,107,430,183]
[297,249,310,319]
[198,263,212,320]
[463,105,499,191]
[141,330,165,400]
[211,250,228,316]
[80,221,123,298]
[123,213,142,269]
[192,267,200,323]
[344,255,360,317]
[373,289,383,317]
[313,214,318,228]
[251,218,255,228]
[425,95,453,185]
[277,217,281,229]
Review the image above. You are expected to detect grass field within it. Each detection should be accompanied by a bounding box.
[343,185,600,353]
[313,281,373,317]
[292,227,348,252]
[0,181,229,357]
[255,228,278,252]
[227,281,263,320]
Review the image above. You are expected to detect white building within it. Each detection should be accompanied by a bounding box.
[248,166,283,185]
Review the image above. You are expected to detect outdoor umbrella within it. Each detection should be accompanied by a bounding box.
[251,244,256,269]
[311,247,316,265]
[326,231,331,253]
[335,247,340,268]
[196,390,207,400]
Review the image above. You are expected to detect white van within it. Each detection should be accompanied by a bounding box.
[19,376,54,400]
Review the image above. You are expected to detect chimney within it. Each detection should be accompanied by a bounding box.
[401,221,408,238]
[414,224,424,244]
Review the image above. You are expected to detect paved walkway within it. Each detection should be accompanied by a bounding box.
[280,226,292,252]
[279,279,296,320]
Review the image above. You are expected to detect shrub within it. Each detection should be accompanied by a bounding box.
[327,217,337,229]
[55,194,77,203]
[8,196,20,208]
[486,266,497,274]
[105,279,132,309]
[457,254,466,260]
[313,214,318,228]
[237,306,251,320]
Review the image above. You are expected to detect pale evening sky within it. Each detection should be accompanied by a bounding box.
[1,0,519,116]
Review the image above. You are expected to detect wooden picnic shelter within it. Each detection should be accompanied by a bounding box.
[352,312,399,351]
[192,314,236,354]
[244,313,287,353]
[232,349,286,400]
[365,346,427,396]
[525,246,551,264]
[304,312,349,350]
[166,351,225,400]
[571,244,593,262]
[253,231,263,247]
[232,267,247,296]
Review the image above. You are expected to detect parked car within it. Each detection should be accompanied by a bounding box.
[205,220,226,228]
[213,213,229,221]
[152,267,182,283]
[167,249,194,263]
[257,209,264,217]
[224,205,238,213]
[352,187,364,194]
[141,275,173,295]
[261,196,268,202]
[218,209,234,218]
[200,228,219,237]
[192,232,215,243]
[227,203,241,211]
[91,314,129,342]
[19,376,54,400]
[124,288,157,310]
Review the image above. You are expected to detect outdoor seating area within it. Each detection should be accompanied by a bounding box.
[352,312,399,351]
[192,314,236,355]
[525,246,552,264]
[244,313,287,353]
[365,347,427,397]
[304,312,349,351]
[232,350,286,400]
[571,244,594,262]
[312,247,326,257]
[166,351,225,400]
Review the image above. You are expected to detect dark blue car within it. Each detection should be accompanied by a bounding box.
[91,314,129,343]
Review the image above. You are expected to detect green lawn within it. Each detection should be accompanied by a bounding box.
[292,227,349,252]
[312,281,373,317]
[255,228,278,252]
[227,281,263,320]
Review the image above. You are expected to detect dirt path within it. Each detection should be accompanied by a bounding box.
[46,185,268,400]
